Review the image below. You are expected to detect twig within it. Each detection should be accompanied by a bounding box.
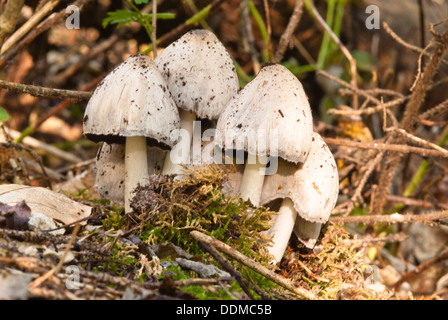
[342,151,384,216]
[145,0,226,52]
[144,277,236,289]
[49,32,119,87]
[417,0,426,49]
[385,127,448,155]
[328,95,408,117]
[190,230,320,300]
[0,0,25,49]
[419,98,448,120]
[196,240,255,299]
[392,248,448,290]
[330,210,448,224]
[0,0,61,56]
[29,223,81,289]
[371,26,448,215]
[4,127,83,163]
[324,137,448,159]
[152,0,158,58]
[31,77,100,135]
[386,194,448,210]
[337,233,408,245]
[0,0,94,69]
[273,0,304,63]
[383,21,448,66]
[0,79,92,100]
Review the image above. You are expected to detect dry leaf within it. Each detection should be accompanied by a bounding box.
[0,200,31,230]
[0,184,91,226]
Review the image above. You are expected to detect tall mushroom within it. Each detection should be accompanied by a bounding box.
[260,132,339,262]
[83,54,180,213]
[155,29,239,176]
[215,63,313,207]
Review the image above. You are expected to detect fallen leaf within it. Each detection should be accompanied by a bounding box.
[0,184,91,226]
[0,200,31,230]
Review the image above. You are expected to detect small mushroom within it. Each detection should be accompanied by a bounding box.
[155,29,239,176]
[94,142,166,204]
[83,54,180,213]
[260,132,339,261]
[215,63,313,207]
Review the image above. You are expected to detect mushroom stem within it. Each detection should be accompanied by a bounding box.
[161,109,196,176]
[293,215,322,249]
[239,153,267,207]
[266,198,297,263]
[124,136,149,213]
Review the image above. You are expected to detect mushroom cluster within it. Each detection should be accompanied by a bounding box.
[216,63,338,263]
[83,29,338,263]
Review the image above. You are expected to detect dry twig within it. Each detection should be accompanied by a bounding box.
[273,0,303,63]
[392,248,448,290]
[324,137,448,159]
[190,230,320,300]
[0,79,92,100]
[330,210,448,225]
[370,26,448,215]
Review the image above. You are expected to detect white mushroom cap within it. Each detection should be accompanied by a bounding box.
[260,132,339,223]
[155,29,239,120]
[94,142,166,204]
[215,63,313,163]
[83,54,180,150]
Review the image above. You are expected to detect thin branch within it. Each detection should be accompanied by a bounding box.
[0,0,25,48]
[152,0,158,58]
[338,233,408,245]
[0,79,92,100]
[190,230,320,300]
[29,224,81,289]
[331,210,448,224]
[392,248,448,290]
[343,151,384,216]
[385,127,448,155]
[0,0,60,56]
[383,21,448,66]
[324,137,448,159]
[419,98,448,120]
[371,26,448,215]
[273,0,303,63]
[386,194,448,210]
[196,240,255,299]
[4,127,83,163]
[0,0,94,69]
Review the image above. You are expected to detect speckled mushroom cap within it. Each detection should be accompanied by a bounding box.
[215,63,313,163]
[260,132,339,223]
[154,29,239,120]
[83,54,180,150]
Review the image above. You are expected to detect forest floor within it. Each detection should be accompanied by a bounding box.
[0,0,447,300]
